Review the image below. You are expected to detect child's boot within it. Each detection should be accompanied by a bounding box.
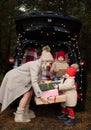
[64,117,75,125]
[57,113,68,120]
[14,107,31,122]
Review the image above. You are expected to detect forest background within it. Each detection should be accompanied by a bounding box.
[0,0,91,74]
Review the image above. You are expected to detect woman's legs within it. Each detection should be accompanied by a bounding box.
[14,89,33,122]
[18,89,33,108]
[22,89,36,119]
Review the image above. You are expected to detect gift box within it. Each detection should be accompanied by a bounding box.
[34,94,66,105]
[39,80,60,91]
[42,89,59,98]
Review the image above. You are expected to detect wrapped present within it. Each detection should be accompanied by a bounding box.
[42,89,59,98]
[39,80,60,91]
[34,94,66,105]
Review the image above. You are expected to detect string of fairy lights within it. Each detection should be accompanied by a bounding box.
[15,30,85,102]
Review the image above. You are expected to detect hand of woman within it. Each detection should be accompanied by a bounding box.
[40,96,49,104]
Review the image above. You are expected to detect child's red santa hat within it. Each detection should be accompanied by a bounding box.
[65,66,76,77]
[57,50,65,58]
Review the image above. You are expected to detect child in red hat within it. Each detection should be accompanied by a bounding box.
[50,50,69,80]
[54,66,77,125]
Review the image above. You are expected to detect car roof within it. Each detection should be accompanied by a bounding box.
[15,11,82,41]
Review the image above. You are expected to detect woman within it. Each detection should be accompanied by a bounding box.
[0,45,54,122]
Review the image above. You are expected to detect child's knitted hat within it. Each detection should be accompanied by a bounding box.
[57,50,65,58]
[65,66,76,77]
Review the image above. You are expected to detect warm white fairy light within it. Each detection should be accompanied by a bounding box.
[41,31,43,33]
[48,19,52,22]
[31,24,33,27]
[17,41,19,43]
[75,35,77,38]
[19,5,26,12]
[71,38,73,40]
[18,33,21,36]
[76,42,78,44]
[73,44,75,47]
[60,7,63,10]
[53,32,55,35]
[61,23,63,26]
[72,49,75,52]
[68,35,71,38]
[73,38,76,41]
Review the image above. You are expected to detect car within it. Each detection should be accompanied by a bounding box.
[8,11,87,111]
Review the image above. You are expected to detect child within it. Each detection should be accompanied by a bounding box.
[50,50,69,80]
[54,66,77,125]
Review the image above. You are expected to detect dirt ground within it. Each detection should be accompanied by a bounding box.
[0,74,91,130]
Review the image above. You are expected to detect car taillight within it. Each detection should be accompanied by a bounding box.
[8,56,14,64]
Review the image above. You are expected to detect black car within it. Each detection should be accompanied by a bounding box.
[8,11,87,111]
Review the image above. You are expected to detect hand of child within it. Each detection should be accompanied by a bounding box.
[53,84,58,89]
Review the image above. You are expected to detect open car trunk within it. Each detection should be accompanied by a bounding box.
[9,11,87,111]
